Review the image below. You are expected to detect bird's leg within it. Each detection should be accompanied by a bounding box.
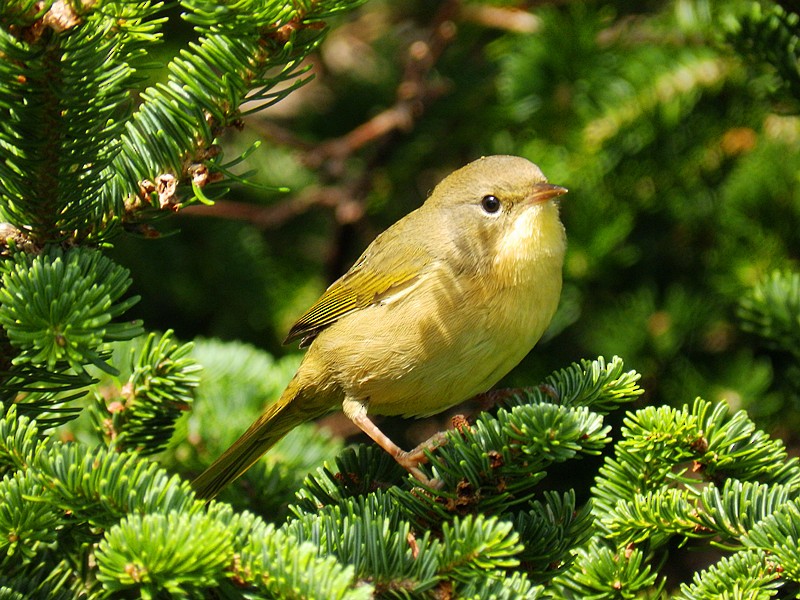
[343,397,445,486]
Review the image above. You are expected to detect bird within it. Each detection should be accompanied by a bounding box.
[192,155,567,499]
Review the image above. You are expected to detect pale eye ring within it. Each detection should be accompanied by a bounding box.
[481,195,501,213]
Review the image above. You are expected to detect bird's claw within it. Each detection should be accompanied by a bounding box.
[395,431,449,489]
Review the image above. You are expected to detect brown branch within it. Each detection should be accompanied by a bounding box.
[180,185,362,229]
[183,0,466,233]
[302,2,459,173]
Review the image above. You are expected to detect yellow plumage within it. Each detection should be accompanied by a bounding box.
[192,155,567,499]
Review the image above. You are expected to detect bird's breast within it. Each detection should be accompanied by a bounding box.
[308,245,563,418]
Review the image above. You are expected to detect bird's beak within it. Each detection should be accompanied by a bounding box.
[528,182,568,203]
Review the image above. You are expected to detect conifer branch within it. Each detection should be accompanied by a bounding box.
[89,330,201,455]
[739,270,800,359]
[674,550,782,599]
[109,0,367,236]
[726,2,800,101]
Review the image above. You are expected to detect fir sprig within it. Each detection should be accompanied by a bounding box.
[726,2,800,101]
[0,247,142,375]
[239,523,372,600]
[403,399,611,520]
[96,511,233,597]
[104,0,367,230]
[0,471,61,568]
[0,0,166,241]
[455,571,545,600]
[89,330,201,455]
[592,397,800,531]
[739,270,800,359]
[696,479,798,548]
[744,498,800,582]
[0,405,43,476]
[286,491,533,597]
[32,444,195,529]
[582,395,800,597]
[0,558,76,600]
[603,487,698,548]
[513,491,594,581]
[286,492,442,595]
[553,541,665,599]
[674,550,782,600]
[502,355,644,413]
[439,514,523,579]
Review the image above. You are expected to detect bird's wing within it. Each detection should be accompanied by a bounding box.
[284,231,435,347]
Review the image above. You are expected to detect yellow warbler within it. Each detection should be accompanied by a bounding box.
[193,155,567,499]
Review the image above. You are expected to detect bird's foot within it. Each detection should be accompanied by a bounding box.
[394,431,448,489]
[344,400,448,489]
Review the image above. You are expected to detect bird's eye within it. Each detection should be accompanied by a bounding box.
[481,195,501,214]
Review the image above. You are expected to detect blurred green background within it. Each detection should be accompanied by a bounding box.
[110,0,800,444]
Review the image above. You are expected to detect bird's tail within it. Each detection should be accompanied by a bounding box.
[192,377,328,500]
